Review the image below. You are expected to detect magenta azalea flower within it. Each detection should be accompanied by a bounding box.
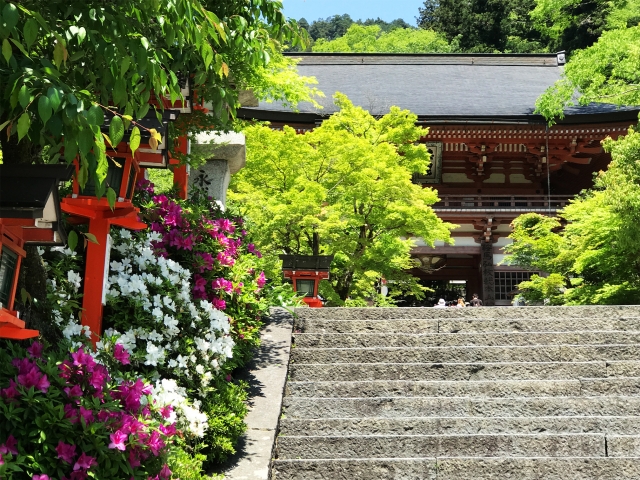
[56,441,76,464]
[257,271,267,289]
[108,430,128,451]
[0,435,18,455]
[32,475,50,480]
[211,297,226,310]
[1,379,20,400]
[159,464,172,480]
[26,341,43,359]
[113,344,130,365]
[73,453,97,471]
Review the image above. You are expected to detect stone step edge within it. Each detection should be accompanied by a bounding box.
[291,343,640,351]
[279,415,640,422]
[289,360,635,366]
[297,316,640,322]
[283,395,640,401]
[274,456,640,461]
[278,433,618,439]
[286,377,640,385]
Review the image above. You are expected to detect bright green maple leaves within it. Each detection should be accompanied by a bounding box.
[0,0,303,200]
[230,94,453,302]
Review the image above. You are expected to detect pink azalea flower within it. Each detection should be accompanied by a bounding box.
[64,404,79,424]
[26,341,43,359]
[128,448,142,468]
[211,297,226,310]
[159,424,177,436]
[64,384,83,399]
[257,271,267,289]
[1,379,20,401]
[113,344,131,365]
[32,475,50,480]
[0,435,18,455]
[79,406,94,425]
[159,405,173,419]
[211,278,233,293]
[158,464,172,480]
[108,430,128,451]
[56,441,76,464]
[73,453,97,471]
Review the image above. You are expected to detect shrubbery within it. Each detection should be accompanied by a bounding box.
[1,180,296,476]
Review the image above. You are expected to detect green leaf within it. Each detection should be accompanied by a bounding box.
[16,112,30,140]
[84,232,99,244]
[78,128,93,155]
[86,104,103,126]
[121,56,131,75]
[18,84,29,108]
[47,87,61,110]
[53,40,65,68]
[2,3,19,31]
[109,115,124,146]
[2,39,11,63]
[37,95,52,124]
[20,288,32,305]
[106,187,117,210]
[129,126,141,155]
[202,42,214,69]
[140,36,149,50]
[67,230,78,251]
[23,19,38,48]
[9,38,29,57]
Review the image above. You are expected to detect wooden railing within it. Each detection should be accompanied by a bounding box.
[433,195,573,210]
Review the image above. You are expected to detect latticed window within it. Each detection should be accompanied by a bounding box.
[0,247,19,308]
[494,271,536,301]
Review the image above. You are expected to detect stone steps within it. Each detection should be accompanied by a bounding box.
[293,331,640,348]
[286,377,640,398]
[298,317,640,333]
[290,360,640,381]
[273,458,640,479]
[291,344,640,364]
[273,307,640,479]
[279,416,640,436]
[283,396,640,419]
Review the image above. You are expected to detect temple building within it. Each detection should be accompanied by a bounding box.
[238,52,640,305]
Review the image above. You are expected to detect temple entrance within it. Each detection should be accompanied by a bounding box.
[397,279,469,307]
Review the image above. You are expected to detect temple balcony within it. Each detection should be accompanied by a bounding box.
[433,195,573,214]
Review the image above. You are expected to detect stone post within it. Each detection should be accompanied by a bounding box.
[188,131,246,207]
[480,240,496,306]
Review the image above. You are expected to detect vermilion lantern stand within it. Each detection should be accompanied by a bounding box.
[280,255,334,308]
[0,165,73,339]
[61,144,148,345]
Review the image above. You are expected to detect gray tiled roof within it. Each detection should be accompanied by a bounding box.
[242,53,634,120]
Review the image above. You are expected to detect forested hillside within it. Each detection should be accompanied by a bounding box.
[297,0,640,54]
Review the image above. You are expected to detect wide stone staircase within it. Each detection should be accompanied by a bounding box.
[272,306,640,479]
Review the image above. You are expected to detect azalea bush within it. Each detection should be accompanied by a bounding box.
[0,340,176,480]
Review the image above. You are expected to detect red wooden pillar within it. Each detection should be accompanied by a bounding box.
[82,216,111,345]
[172,136,189,200]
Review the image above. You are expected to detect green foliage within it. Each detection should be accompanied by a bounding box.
[303,14,413,42]
[517,273,566,304]
[168,444,222,480]
[0,341,174,479]
[418,0,547,53]
[230,94,453,302]
[531,0,611,52]
[0,0,306,188]
[505,128,640,305]
[312,24,452,53]
[536,26,640,121]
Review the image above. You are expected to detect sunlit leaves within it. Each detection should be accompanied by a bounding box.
[109,115,124,146]
[16,112,30,140]
[129,126,141,155]
[38,95,52,124]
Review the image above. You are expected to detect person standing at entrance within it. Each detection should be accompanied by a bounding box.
[470,294,483,307]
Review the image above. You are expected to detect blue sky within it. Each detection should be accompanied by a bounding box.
[281,0,424,25]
